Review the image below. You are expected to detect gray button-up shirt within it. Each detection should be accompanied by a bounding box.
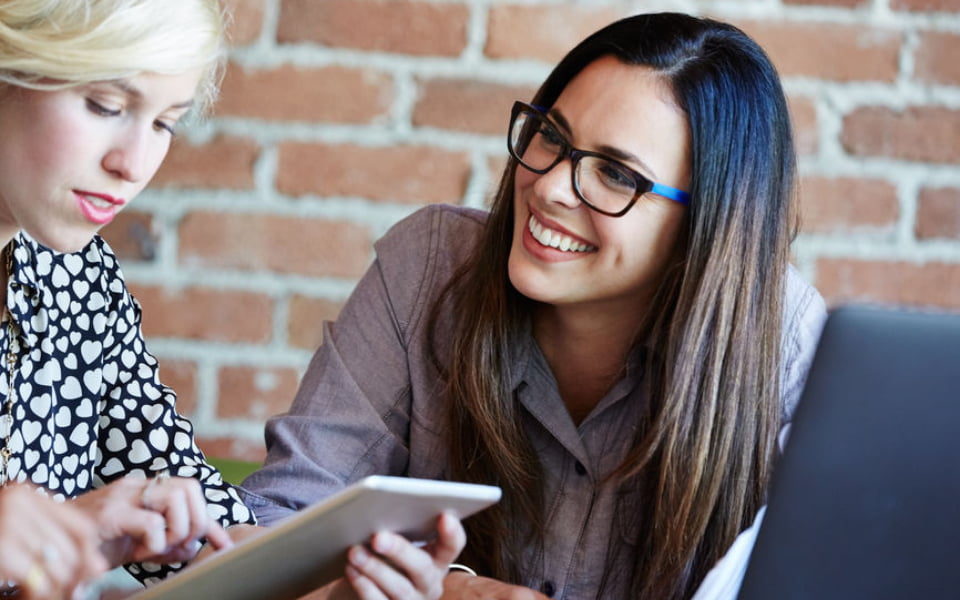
[239,204,827,599]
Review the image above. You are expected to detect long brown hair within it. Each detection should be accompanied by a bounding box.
[429,13,798,599]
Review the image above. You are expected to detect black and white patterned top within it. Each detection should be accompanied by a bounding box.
[0,231,256,584]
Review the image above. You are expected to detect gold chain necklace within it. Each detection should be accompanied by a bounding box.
[0,241,19,487]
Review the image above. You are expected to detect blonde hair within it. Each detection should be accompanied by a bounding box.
[0,0,227,113]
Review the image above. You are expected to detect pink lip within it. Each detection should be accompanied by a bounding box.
[74,190,126,225]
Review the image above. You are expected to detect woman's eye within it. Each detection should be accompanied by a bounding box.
[538,124,564,148]
[598,163,636,191]
[154,120,177,136]
[85,98,121,117]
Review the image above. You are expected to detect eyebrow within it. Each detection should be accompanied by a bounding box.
[106,79,195,110]
[548,108,660,180]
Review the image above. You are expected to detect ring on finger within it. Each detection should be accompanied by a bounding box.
[140,470,170,510]
[24,563,46,594]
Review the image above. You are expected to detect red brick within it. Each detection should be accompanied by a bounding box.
[278,0,469,56]
[277,142,471,205]
[736,21,901,82]
[915,31,960,85]
[99,211,158,262]
[414,79,536,135]
[195,436,267,463]
[160,360,199,417]
[916,187,960,240]
[288,295,343,350]
[178,212,373,279]
[890,0,960,11]
[222,0,266,46]
[130,284,273,343]
[216,365,301,420]
[816,259,960,309]
[842,106,960,164]
[798,177,899,233]
[217,63,393,122]
[478,158,508,210]
[152,135,258,190]
[486,5,621,62]
[788,96,819,157]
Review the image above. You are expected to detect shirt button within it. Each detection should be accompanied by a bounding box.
[541,581,556,597]
[575,461,587,476]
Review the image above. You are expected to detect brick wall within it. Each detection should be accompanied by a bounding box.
[99,0,960,462]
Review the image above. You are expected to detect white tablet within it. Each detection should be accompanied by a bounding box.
[132,476,502,600]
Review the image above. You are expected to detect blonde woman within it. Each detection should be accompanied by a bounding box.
[0,2,464,598]
[0,1,249,596]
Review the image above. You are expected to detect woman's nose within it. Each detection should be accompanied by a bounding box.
[101,127,154,183]
[533,158,582,209]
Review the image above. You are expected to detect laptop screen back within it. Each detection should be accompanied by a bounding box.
[738,304,960,600]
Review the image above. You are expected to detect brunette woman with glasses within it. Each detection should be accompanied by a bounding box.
[241,12,826,600]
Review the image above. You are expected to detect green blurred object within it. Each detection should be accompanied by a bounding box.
[208,457,261,485]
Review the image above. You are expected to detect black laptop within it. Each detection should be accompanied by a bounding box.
[737,304,960,600]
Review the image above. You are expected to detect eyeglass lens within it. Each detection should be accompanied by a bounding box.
[509,108,643,215]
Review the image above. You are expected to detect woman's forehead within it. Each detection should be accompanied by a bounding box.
[552,57,691,184]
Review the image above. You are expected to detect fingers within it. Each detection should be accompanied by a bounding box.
[141,475,209,544]
[431,512,467,566]
[345,512,467,600]
[133,475,221,562]
[345,564,391,600]
[0,484,108,598]
[347,540,420,599]
[203,521,234,552]
[32,510,105,590]
[71,474,225,566]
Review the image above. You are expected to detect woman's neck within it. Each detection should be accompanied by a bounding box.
[532,302,645,425]
[0,226,17,252]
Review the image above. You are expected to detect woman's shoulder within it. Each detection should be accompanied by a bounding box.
[373,204,487,281]
[369,204,488,333]
[783,265,827,347]
[779,266,828,429]
[375,204,487,254]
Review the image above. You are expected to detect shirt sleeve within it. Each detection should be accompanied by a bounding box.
[238,254,414,526]
[777,269,829,450]
[94,273,255,584]
[237,205,475,526]
[689,507,767,600]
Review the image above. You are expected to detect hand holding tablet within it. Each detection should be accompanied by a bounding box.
[132,476,501,600]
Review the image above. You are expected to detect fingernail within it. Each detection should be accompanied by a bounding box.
[350,545,369,567]
[371,532,394,554]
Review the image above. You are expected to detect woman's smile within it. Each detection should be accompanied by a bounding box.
[527,214,597,253]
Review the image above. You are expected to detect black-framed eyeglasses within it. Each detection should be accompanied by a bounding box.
[507,101,690,217]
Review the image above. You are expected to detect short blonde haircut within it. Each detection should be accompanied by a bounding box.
[0,0,227,114]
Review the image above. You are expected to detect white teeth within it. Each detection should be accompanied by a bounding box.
[527,215,596,252]
[83,195,112,209]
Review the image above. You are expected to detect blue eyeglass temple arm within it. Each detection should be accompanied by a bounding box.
[651,182,691,205]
